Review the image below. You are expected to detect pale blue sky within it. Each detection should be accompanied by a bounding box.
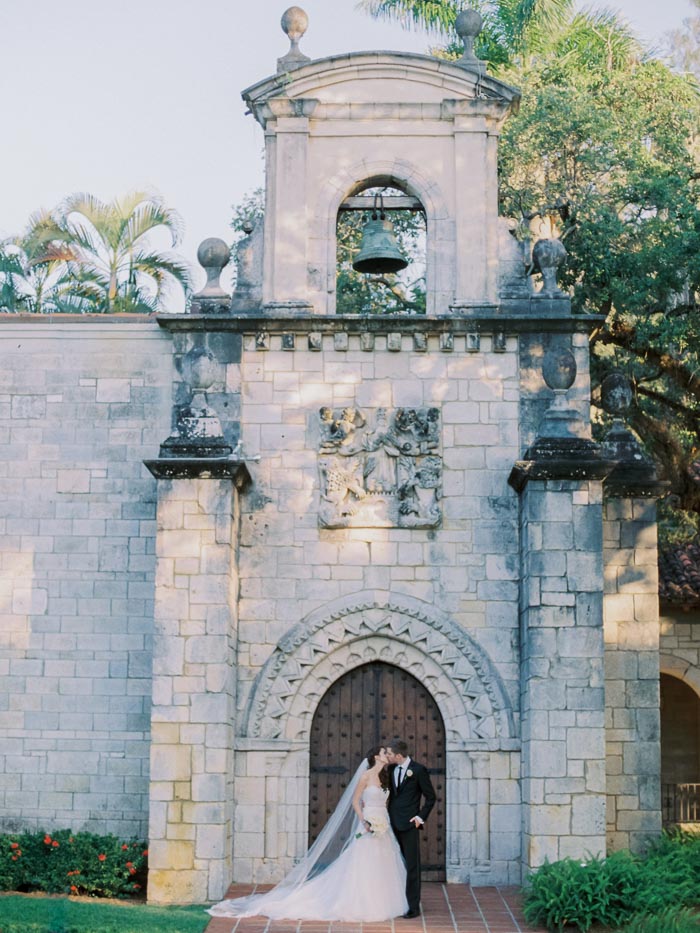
[0,0,694,301]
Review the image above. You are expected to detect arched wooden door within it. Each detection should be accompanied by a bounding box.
[309,661,446,880]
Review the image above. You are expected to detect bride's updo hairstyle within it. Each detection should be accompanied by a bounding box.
[366,746,390,790]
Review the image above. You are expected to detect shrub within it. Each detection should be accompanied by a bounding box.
[622,906,700,932]
[523,831,700,932]
[0,829,148,898]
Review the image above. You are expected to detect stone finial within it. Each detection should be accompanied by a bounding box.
[509,346,612,490]
[600,371,633,417]
[193,237,231,300]
[537,348,586,440]
[542,348,577,393]
[600,372,663,494]
[278,6,311,73]
[532,237,567,298]
[600,372,658,494]
[158,348,232,460]
[455,9,484,65]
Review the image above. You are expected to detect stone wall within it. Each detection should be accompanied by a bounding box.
[603,497,661,852]
[229,327,523,886]
[519,479,607,867]
[235,330,521,710]
[0,320,172,838]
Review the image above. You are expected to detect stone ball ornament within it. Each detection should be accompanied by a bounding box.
[600,372,633,416]
[455,9,484,63]
[197,237,230,271]
[542,348,577,392]
[194,237,231,300]
[281,6,309,41]
[455,9,484,39]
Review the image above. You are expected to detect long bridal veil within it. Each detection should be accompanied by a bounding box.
[208,758,368,917]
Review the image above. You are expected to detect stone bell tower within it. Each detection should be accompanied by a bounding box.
[142,5,662,905]
[240,6,520,315]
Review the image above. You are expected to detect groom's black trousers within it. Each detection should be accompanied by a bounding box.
[395,826,421,913]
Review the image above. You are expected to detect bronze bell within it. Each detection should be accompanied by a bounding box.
[352,193,408,274]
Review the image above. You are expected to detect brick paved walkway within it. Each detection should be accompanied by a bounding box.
[205,883,547,933]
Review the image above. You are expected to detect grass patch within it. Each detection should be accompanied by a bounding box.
[0,895,210,933]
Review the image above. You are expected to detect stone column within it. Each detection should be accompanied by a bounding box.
[600,378,666,852]
[144,462,249,905]
[516,477,608,867]
[603,495,662,851]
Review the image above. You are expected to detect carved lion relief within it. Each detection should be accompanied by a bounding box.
[317,407,441,528]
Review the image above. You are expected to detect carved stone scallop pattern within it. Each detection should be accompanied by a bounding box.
[242,593,514,744]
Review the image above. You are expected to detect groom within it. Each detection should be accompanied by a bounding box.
[387,740,437,919]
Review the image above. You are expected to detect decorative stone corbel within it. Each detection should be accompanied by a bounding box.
[509,348,614,490]
[145,347,251,482]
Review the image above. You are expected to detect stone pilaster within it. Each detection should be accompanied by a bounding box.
[516,477,608,868]
[603,495,663,851]
[144,462,248,904]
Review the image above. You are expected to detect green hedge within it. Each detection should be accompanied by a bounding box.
[0,829,148,898]
[523,830,700,932]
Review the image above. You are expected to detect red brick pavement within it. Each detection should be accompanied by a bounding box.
[204,883,548,933]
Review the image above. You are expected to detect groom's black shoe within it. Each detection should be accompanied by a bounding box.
[402,911,420,919]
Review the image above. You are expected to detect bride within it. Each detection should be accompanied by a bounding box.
[208,747,408,921]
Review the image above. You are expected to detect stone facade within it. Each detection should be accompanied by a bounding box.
[0,321,172,838]
[0,16,691,909]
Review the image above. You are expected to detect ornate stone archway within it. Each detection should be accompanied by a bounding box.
[242,591,514,747]
[232,594,517,886]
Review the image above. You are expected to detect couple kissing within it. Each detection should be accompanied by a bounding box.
[209,739,437,923]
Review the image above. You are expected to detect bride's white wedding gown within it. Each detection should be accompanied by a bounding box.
[208,785,408,921]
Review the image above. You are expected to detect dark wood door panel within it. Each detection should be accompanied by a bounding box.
[309,661,446,881]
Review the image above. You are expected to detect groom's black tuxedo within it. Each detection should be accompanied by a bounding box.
[388,760,436,914]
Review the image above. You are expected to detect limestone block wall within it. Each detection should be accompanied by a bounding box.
[231,327,523,885]
[148,477,241,904]
[0,320,172,838]
[519,479,607,868]
[603,497,661,852]
[236,330,520,700]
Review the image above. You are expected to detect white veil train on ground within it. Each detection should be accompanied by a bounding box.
[207,758,368,918]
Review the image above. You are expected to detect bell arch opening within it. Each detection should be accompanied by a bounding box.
[335,179,427,315]
[309,660,446,880]
[660,672,700,826]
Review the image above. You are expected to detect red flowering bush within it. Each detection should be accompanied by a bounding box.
[0,830,148,898]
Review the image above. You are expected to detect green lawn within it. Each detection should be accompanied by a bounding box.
[0,895,211,933]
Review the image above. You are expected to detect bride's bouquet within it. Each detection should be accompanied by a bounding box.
[356,814,389,838]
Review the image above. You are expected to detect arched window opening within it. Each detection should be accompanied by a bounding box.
[660,672,700,825]
[336,184,427,315]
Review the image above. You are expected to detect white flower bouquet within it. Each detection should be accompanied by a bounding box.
[357,814,389,838]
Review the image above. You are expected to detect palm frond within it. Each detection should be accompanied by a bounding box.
[358,0,460,36]
[129,250,193,294]
[120,200,185,250]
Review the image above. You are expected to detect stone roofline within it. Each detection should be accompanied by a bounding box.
[242,51,521,129]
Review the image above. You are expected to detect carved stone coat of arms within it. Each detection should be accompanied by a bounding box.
[317,407,442,528]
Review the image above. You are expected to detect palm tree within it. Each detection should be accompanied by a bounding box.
[359,0,575,65]
[54,190,191,313]
[0,209,88,314]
